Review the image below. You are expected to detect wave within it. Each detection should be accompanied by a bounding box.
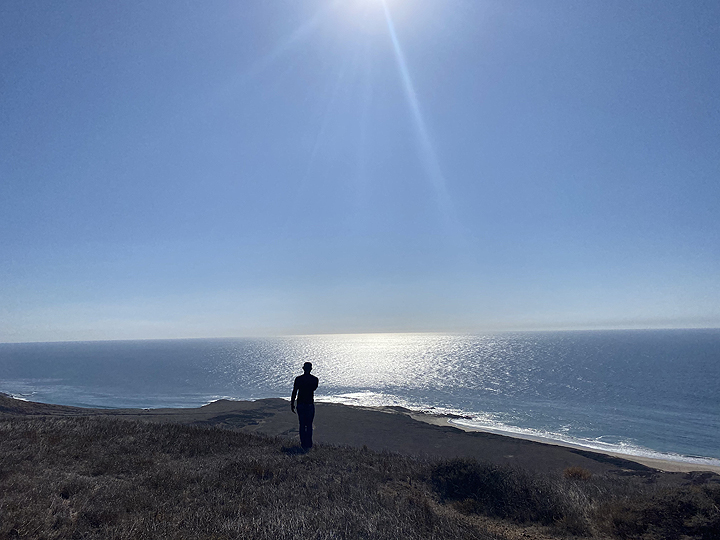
[317,391,720,468]
[449,418,720,468]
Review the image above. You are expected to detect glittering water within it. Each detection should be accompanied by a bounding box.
[1,329,719,465]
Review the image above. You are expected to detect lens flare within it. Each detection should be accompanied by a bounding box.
[380,0,459,231]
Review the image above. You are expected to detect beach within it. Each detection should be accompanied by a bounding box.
[2,394,717,480]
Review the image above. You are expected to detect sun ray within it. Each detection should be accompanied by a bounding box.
[380,0,460,231]
[244,2,339,79]
[204,1,339,111]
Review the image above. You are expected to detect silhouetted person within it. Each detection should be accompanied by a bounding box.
[291,362,318,450]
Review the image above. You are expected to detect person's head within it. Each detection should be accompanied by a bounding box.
[302,362,312,374]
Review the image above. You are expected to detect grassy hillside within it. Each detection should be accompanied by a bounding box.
[0,416,718,539]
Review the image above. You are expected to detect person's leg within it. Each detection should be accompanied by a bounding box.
[297,404,313,449]
[305,404,315,448]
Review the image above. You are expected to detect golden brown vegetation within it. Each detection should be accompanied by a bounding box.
[563,467,592,481]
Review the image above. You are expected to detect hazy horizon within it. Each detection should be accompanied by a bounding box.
[2,0,719,343]
[3,326,720,346]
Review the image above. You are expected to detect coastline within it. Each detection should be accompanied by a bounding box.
[2,393,719,478]
[406,412,720,474]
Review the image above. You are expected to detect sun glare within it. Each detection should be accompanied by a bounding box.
[322,0,460,231]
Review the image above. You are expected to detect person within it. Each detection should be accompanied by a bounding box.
[291,362,319,450]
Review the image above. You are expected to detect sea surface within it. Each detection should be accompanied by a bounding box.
[1,329,719,466]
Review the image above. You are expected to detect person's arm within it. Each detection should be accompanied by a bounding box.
[291,381,297,413]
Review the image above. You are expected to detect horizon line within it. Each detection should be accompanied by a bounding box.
[2,325,720,345]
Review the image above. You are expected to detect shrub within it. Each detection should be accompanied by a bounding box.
[599,484,720,540]
[564,466,593,481]
[429,458,591,533]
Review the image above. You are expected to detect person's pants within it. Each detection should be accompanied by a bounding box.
[296,403,315,449]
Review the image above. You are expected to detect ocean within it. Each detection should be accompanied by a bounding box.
[1,329,718,467]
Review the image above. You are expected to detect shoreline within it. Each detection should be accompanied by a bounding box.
[405,412,720,474]
[307,395,720,473]
[314,399,720,474]
[2,393,719,477]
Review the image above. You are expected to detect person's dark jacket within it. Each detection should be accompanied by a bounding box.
[293,373,318,404]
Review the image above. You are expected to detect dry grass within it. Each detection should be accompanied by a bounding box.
[563,467,592,481]
[0,415,718,539]
[0,416,490,540]
[429,458,720,539]
[596,483,720,539]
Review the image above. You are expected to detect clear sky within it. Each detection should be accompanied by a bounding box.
[2,0,719,342]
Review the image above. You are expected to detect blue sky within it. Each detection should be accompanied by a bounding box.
[2,0,719,342]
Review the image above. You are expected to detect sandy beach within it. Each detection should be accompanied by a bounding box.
[2,393,718,482]
[413,414,720,474]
